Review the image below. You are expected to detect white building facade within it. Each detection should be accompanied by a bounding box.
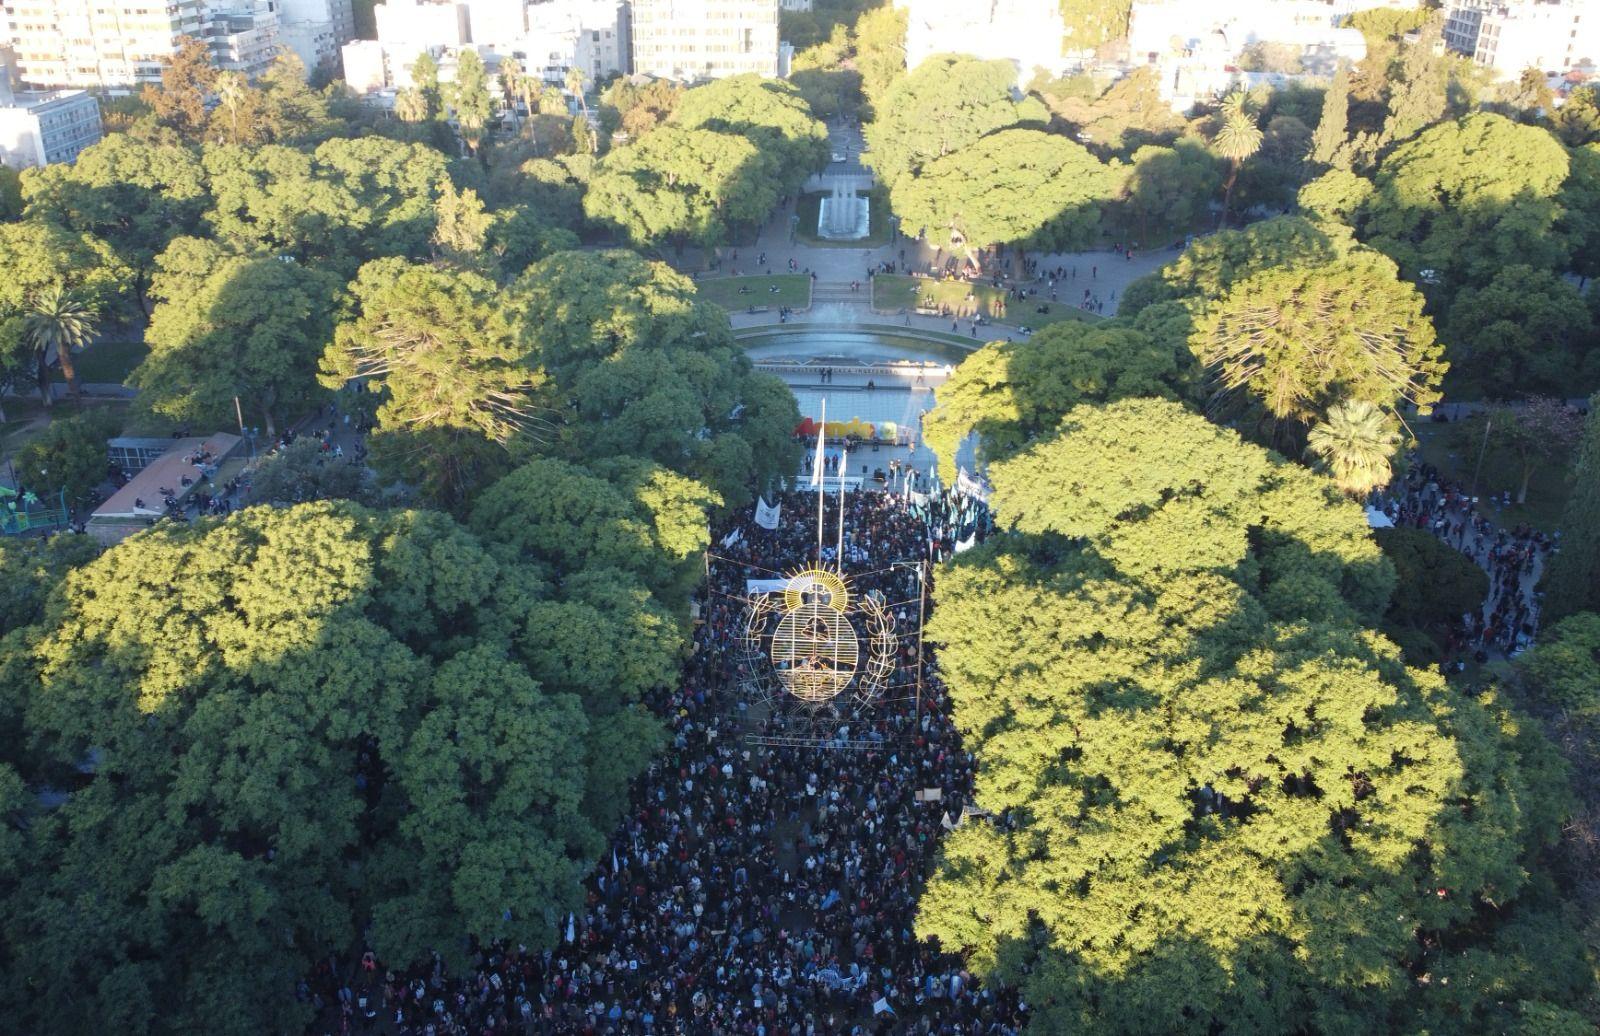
[1127,0,1368,110]
[631,0,778,81]
[206,0,281,78]
[0,87,100,166]
[895,0,1068,86]
[6,0,204,89]
[522,0,627,83]
[1444,0,1600,80]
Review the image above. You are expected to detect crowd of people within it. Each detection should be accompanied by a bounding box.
[1371,460,1554,659]
[308,488,1023,1035]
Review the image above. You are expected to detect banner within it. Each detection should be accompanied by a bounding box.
[747,578,790,595]
[953,533,977,554]
[955,467,991,504]
[720,527,743,547]
[754,497,781,530]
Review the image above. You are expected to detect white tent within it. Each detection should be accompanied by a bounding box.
[1365,506,1395,529]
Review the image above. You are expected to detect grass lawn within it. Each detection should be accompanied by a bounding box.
[696,274,812,311]
[794,188,892,247]
[872,275,1100,329]
[1412,414,1574,533]
[52,339,149,385]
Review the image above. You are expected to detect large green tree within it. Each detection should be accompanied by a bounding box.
[321,259,546,509]
[1192,247,1446,436]
[894,128,1120,264]
[509,250,799,506]
[132,237,339,435]
[923,320,1195,479]
[202,137,453,267]
[583,126,776,248]
[0,219,128,404]
[1363,113,1570,292]
[669,74,829,195]
[0,501,674,1035]
[21,135,208,314]
[863,54,1038,194]
[1442,266,1596,395]
[918,397,1590,1035]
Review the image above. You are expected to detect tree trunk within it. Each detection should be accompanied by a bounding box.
[58,343,80,398]
[35,351,53,408]
[1220,160,1240,229]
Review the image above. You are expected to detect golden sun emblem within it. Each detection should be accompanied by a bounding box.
[772,569,860,703]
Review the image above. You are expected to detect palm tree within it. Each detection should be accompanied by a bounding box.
[1213,91,1263,228]
[499,57,524,112]
[394,87,429,125]
[1306,400,1400,497]
[565,66,588,119]
[539,85,567,116]
[24,284,98,406]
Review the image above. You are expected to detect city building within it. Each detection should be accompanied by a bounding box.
[0,88,101,166]
[5,0,204,89]
[522,0,628,83]
[894,0,1068,86]
[372,0,469,65]
[205,0,282,78]
[340,37,388,89]
[1126,0,1368,109]
[463,0,526,49]
[1443,0,1600,80]
[630,0,778,81]
[274,0,356,74]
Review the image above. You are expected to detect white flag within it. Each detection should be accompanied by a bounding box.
[809,400,827,487]
[956,466,991,504]
[954,533,977,554]
[754,497,781,530]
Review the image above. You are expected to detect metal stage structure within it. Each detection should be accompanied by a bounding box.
[708,397,928,750]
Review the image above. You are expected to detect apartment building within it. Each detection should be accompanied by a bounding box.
[206,0,280,77]
[523,0,627,83]
[1444,0,1600,79]
[630,0,777,81]
[0,87,100,165]
[7,0,204,89]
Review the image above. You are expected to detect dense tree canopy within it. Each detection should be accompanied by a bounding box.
[584,127,774,248]
[918,398,1588,1034]
[1192,247,1446,433]
[21,136,208,311]
[668,75,828,195]
[0,502,679,1034]
[864,55,1041,194]
[923,320,1194,479]
[894,129,1121,258]
[322,258,546,507]
[132,237,339,435]
[1543,394,1600,623]
[1441,265,1597,395]
[1362,113,1571,292]
[203,137,452,267]
[510,250,799,507]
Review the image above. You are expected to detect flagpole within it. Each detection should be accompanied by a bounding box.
[836,444,847,567]
[815,397,827,566]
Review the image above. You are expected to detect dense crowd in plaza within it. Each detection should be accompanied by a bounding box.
[307,488,1021,1035]
[1371,460,1554,660]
